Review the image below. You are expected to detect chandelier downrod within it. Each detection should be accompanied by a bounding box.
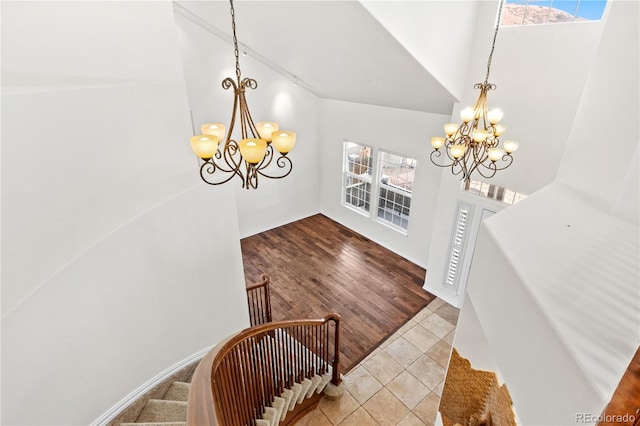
[189,0,296,189]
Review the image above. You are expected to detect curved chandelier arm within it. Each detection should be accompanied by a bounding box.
[199,140,244,186]
[222,77,237,91]
[256,149,293,180]
[199,158,240,186]
[244,163,259,189]
[429,150,450,168]
[242,77,258,90]
[473,154,514,180]
[430,150,468,180]
[474,82,496,91]
[472,160,499,180]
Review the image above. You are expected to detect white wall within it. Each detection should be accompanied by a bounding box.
[174,2,322,239]
[360,0,479,101]
[1,2,249,424]
[424,1,605,307]
[319,99,449,268]
[556,0,639,221]
[452,295,503,378]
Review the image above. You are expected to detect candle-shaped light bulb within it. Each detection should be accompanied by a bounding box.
[431,136,445,150]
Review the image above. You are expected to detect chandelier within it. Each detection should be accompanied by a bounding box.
[430,0,519,185]
[189,0,296,189]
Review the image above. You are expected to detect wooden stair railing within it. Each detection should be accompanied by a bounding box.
[246,274,273,327]
[187,314,341,426]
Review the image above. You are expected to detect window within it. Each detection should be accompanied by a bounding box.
[501,0,607,26]
[465,179,527,205]
[376,151,416,231]
[343,142,373,214]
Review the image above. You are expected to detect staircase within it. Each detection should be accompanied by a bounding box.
[119,275,342,426]
[121,381,190,425]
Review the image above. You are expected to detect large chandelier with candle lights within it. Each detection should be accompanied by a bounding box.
[189,0,296,189]
[430,0,519,185]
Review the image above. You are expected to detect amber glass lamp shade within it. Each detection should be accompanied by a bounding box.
[450,144,466,159]
[201,123,226,142]
[488,147,505,162]
[239,138,267,164]
[431,137,445,150]
[256,122,279,142]
[190,135,219,159]
[271,131,296,154]
[504,140,519,154]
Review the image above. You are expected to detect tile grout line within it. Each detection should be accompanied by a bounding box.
[301,297,460,426]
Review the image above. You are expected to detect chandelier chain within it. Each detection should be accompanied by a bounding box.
[484,0,506,84]
[229,0,241,81]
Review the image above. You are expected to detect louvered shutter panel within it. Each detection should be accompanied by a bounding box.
[444,202,473,293]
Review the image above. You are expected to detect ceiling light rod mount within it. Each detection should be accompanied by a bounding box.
[189,0,296,189]
[430,0,519,185]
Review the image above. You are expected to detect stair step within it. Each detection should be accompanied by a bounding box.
[271,396,289,424]
[287,382,303,411]
[306,374,322,398]
[261,406,278,426]
[279,388,294,422]
[297,378,313,404]
[317,372,332,394]
[163,381,190,402]
[136,400,187,423]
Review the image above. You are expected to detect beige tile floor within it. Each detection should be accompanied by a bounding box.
[297,297,460,426]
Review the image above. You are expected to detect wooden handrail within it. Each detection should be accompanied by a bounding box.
[187,314,341,426]
[246,274,272,326]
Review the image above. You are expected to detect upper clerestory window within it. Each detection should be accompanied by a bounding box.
[501,0,608,26]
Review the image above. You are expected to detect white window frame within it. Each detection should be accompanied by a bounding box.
[342,141,373,216]
[375,150,416,234]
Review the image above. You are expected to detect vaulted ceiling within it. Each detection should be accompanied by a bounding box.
[175,1,481,114]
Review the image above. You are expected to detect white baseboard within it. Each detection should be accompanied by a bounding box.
[91,346,212,426]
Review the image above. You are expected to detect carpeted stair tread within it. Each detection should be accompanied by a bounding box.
[307,374,322,398]
[261,406,279,426]
[163,382,190,402]
[135,399,187,423]
[287,382,303,412]
[297,378,313,404]
[279,389,294,422]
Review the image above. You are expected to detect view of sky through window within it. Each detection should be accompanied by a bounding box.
[503,0,607,26]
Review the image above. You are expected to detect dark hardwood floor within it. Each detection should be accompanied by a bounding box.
[241,214,435,373]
